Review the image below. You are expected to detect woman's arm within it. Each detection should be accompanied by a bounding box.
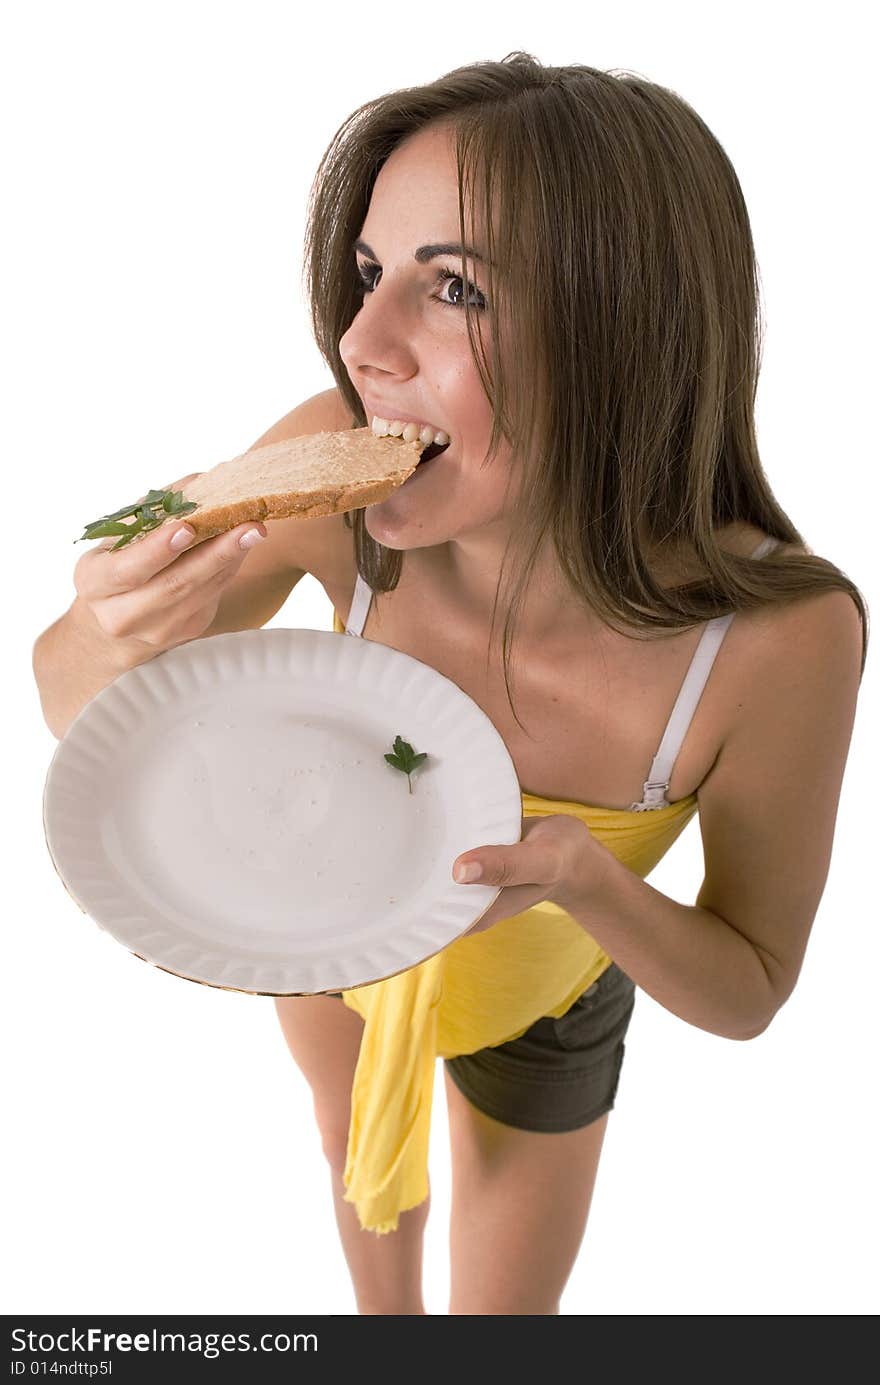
[556,589,864,1040]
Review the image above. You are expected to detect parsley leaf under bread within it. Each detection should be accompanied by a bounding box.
[76,489,198,550]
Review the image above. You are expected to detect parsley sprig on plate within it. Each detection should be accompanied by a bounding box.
[385,735,428,794]
[75,489,198,551]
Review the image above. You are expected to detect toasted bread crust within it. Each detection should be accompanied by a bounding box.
[176,467,421,539]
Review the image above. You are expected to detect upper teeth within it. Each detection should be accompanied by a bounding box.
[371,416,450,447]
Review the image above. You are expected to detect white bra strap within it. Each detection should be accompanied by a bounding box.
[344,571,373,638]
[629,534,782,810]
[630,612,737,809]
[744,535,780,561]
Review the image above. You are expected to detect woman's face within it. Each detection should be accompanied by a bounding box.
[338,123,516,552]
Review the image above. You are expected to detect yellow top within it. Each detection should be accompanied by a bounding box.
[330,606,700,1234]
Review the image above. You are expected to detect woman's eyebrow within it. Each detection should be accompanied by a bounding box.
[355,238,487,264]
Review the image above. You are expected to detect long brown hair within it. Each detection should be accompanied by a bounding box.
[303,52,869,728]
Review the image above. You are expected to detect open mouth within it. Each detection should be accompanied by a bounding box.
[417,440,451,466]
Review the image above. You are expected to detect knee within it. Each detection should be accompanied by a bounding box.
[315,1111,350,1176]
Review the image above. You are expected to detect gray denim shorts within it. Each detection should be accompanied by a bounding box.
[326,961,635,1135]
[444,961,636,1133]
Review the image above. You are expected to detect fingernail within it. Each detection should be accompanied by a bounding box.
[170,525,195,551]
[455,862,482,883]
[239,529,266,550]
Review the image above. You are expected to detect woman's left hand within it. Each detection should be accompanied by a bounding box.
[452,814,612,936]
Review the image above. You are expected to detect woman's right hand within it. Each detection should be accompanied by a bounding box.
[72,472,268,656]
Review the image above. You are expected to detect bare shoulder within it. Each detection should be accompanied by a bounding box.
[735,534,863,664]
[750,583,862,686]
[725,524,864,720]
[246,385,355,587]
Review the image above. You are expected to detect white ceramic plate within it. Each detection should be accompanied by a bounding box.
[42,628,522,995]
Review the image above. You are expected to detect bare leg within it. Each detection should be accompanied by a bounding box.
[444,1068,610,1315]
[274,993,431,1315]
[326,1162,430,1315]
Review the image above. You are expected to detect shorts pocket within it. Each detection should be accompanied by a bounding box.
[551,965,635,1054]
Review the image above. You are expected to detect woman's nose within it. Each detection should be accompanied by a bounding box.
[339,291,416,376]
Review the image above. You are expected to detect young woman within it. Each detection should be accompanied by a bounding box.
[35,54,868,1315]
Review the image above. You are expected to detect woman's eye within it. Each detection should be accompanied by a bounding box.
[354,262,486,311]
[433,267,487,310]
[356,263,381,293]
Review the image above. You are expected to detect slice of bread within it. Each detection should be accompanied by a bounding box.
[149,427,429,542]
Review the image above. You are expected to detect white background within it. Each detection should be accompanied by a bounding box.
[4,0,877,1316]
